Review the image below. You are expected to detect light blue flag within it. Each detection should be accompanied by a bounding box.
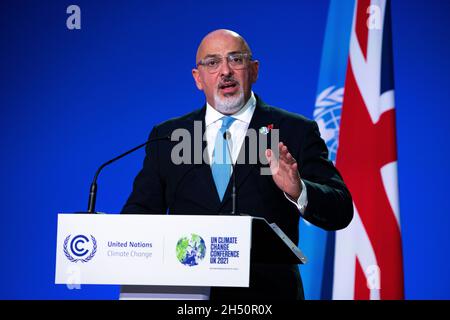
[299,0,354,300]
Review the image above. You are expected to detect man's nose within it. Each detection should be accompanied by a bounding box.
[219,59,234,76]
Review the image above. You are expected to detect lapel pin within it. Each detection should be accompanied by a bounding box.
[259,124,274,135]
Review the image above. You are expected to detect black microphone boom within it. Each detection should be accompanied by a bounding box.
[87,134,171,213]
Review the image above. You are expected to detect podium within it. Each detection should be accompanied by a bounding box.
[55,213,307,299]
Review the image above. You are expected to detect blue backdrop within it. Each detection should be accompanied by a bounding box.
[1,0,449,299]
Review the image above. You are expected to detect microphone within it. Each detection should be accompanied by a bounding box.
[87,134,171,213]
[223,131,237,215]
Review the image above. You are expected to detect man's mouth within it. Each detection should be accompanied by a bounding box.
[218,81,239,94]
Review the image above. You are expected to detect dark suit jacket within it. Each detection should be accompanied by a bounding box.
[121,95,353,300]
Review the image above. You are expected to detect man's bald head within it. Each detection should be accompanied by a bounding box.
[192,29,259,115]
[195,29,252,64]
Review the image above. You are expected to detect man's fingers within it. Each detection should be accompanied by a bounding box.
[279,143,296,164]
[266,148,281,175]
[278,142,289,162]
[269,143,299,173]
[286,152,296,164]
[278,142,296,165]
[280,143,288,157]
[265,148,277,165]
[290,162,299,180]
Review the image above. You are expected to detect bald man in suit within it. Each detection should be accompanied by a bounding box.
[122,29,353,300]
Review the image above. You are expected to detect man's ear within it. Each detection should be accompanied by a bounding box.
[192,69,203,90]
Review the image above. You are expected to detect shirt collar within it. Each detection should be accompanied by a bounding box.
[205,92,256,127]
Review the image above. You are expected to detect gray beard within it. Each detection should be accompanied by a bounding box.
[213,90,245,115]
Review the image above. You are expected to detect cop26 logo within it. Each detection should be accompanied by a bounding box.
[64,234,97,263]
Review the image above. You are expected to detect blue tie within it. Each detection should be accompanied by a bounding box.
[211,116,236,201]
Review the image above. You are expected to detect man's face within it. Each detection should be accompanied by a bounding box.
[192,32,259,114]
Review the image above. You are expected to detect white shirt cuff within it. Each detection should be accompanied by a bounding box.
[284,180,308,215]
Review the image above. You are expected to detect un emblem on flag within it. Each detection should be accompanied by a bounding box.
[313,86,344,162]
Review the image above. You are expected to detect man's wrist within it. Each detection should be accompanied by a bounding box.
[284,180,308,214]
[286,191,300,203]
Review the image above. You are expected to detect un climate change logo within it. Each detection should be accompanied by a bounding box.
[64,234,97,263]
[176,234,206,266]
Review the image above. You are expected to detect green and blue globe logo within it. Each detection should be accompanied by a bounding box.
[176,234,206,266]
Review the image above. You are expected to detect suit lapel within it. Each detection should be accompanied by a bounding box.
[169,106,222,211]
[190,106,224,210]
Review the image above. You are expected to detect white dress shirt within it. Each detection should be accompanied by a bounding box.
[204,92,308,214]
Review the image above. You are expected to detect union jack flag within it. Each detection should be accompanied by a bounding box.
[334,0,404,299]
[300,0,404,300]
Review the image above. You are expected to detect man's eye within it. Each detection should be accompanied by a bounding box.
[206,59,219,67]
[231,56,243,63]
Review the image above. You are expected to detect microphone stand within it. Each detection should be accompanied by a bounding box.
[223,131,236,215]
[87,135,170,213]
